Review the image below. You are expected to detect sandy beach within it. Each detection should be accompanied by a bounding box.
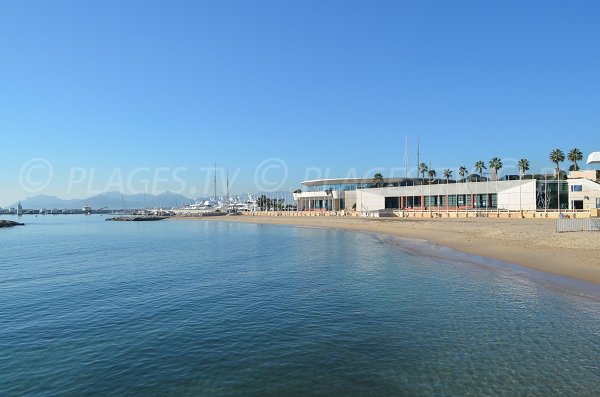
[176,215,600,285]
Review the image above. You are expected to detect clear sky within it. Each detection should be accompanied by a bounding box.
[1,0,599,205]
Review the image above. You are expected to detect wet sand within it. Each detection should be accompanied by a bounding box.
[175,215,600,285]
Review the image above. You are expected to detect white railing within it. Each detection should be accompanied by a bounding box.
[556,218,600,233]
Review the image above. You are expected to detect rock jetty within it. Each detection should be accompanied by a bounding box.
[0,220,24,228]
[106,216,168,222]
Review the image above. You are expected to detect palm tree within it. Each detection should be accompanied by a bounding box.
[325,188,333,211]
[427,169,436,182]
[489,157,503,180]
[517,158,530,215]
[372,172,384,188]
[518,159,530,179]
[458,166,467,182]
[474,161,486,180]
[549,148,565,177]
[568,148,583,172]
[443,169,453,182]
[418,163,428,179]
[257,194,269,211]
[549,148,565,212]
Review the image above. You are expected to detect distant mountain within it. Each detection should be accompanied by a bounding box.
[8,194,84,210]
[10,191,194,210]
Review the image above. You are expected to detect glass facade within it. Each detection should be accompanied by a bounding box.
[536,180,568,210]
[306,183,364,192]
[384,197,399,209]
[387,194,498,209]
[304,179,446,193]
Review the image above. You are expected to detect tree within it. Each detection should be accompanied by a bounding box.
[458,166,467,182]
[517,159,530,215]
[489,157,503,180]
[427,169,437,182]
[549,148,565,212]
[257,194,269,211]
[517,159,529,179]
[443,169,453,182]
[518,159,530,179]
[474,161,486,179]
[418,163,428,179]
[325,188,333,211]
[568,148,583,172]
[372,172,384,188]
[549,149,565,177]
[293,189,302,194]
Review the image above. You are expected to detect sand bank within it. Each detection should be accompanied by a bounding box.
[174,215,600,285]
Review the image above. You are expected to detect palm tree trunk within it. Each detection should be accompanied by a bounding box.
[557,165,561,215]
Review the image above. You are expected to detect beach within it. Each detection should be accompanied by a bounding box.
[178,215,600,285]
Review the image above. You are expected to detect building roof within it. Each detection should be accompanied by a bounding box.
[301,177,427,187]
[587,152,600,164]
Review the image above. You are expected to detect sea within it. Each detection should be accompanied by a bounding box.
[1,215,598,396]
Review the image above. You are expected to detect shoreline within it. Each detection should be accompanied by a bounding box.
[173,215,600,286]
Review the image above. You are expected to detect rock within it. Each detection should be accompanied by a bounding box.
[0,220,24,228]
[106,216,168,222]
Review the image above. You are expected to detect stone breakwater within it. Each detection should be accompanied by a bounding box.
[107,216,169,222]
[0,220,24,228]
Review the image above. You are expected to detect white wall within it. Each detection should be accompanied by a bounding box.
[355,180,538,212]
[497,180,537,210]
[568,178,600,210]
[355,189,385,211]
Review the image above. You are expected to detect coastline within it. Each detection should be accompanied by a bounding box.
[174,215,600,285]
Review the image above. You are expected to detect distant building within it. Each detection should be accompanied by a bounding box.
[16,202,23,216]
[567,170,600,210]
[587,152,600,164]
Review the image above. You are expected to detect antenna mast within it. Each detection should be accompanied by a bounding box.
[416,136,420,178]
[214,163,217,200]
[404,135,409,178]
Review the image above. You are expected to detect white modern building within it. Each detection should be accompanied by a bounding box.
[294,177,568,213]
[356,179,539,212]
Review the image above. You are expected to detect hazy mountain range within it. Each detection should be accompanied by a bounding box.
[9,191,195,210]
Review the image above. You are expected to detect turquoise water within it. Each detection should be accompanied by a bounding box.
[0,215,598,396]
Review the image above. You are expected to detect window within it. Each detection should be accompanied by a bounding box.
[425,196,439,206]
[448,195,457,206]
[385,197,399,209]
[597,198,600,209]
[571,185,583,192]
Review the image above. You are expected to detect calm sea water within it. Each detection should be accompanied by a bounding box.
[0,215,598,397]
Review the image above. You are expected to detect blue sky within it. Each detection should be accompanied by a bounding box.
[1,1,599,205]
